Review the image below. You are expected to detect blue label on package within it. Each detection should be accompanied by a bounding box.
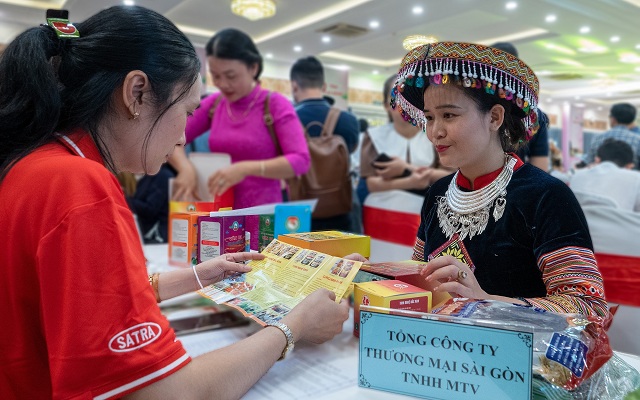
[545,333,587,378]
[359,311,533,400]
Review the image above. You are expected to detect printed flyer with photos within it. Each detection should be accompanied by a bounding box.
[197,239,362,325]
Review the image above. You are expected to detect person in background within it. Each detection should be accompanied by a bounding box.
[357,74,451,204]
[570,139,640,212]
[169,28,310,208]
[389,41,607,318]
[0,6,353,398]
[491,42,550,172]
[125,164,176,243]
[289,55,359,231]
[582,103,640,170]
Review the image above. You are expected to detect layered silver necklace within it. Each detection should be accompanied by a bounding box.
[437,154,517,240]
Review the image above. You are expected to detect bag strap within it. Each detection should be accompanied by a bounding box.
[263,91,283,156]
[208,95,223,120]
[321,107,341,138]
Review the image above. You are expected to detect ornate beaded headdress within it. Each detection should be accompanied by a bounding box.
[391,42,540,140]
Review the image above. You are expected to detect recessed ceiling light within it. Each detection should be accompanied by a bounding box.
[412,6,423,15]
[636,67,640,72]
[610,36,620,43]
[536,70,553,76]
[598,106,603,111]
[606,92,613,97]
[369,20,380,29]
[322,35,331,43]
[574,103,586,107]
[293,45,302,52]
[596,72,608,77]
[506,2,517,10]
[545,14,556,23]
[123,0,134,5]
[372,70,379,75]
[574,96,581,100]
[579,26,590,34]
[636,44,640,50]
[265,53,273,59]
[547,98,553,102]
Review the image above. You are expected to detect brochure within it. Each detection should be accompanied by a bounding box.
[197,239,362,325]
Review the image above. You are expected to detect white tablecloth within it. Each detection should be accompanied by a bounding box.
[146,244,640,399]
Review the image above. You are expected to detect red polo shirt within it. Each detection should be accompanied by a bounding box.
[0,132,189,399]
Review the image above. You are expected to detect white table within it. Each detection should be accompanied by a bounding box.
[146,244,640,399]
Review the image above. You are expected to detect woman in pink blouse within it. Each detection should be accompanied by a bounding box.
[170,28,310,208]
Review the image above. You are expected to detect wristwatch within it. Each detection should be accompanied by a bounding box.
[268,321,295,361]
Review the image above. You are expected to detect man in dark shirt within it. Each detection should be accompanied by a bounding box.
[491,42,550,171]
[290,56,359,231]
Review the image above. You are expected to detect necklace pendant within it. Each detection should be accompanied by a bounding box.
[493,196,506,220]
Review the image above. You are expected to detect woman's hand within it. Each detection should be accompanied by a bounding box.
[196,252,264,286]
[172,164,200,201]
[281,288,350,344]
[420,255,488,299]
[407,167,434,189]
[208,163,249,198]
[372,157,410,180]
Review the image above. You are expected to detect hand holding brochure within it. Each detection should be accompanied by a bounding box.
[197,239,362,325]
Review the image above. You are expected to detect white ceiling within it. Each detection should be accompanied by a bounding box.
[2,0,640,108]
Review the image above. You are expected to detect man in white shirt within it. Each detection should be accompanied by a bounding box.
[570,139,640,212]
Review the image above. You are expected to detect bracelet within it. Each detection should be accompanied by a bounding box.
[192,264,204,290]
[260,161,265,177]
[149,273,161,303]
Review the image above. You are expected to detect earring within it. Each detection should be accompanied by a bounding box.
[130,102,140,120]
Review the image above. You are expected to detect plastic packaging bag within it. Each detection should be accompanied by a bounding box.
[432,299,613,390]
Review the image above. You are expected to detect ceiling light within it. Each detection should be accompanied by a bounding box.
[636,67,640,72]
[412,6,424,14]
[293,45,302,52]
[620,53,640,63]
[545,14,556,22]
[596,72,608,77]
[579,26,590,34]
[556,58,584,67]
[231,0,276,21]
[574,96,581,100]
[606,92,613,97]
[369,20,380,29]
[544,43,576,55]
[265,53,273,59]
[598,106,603,111]
[636,44,640,49]
[123,0,134,5]
[373,70,379,75]
[610,36,620,43]
[402,34,438,50]
[322,35,331,43]
[577,39,608,54]
[536,70,553,76]
[505,2,517,10]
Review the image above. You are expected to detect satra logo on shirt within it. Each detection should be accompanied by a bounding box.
[108,322,162,352]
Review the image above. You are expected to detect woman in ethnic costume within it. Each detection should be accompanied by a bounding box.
[391,42,608,318]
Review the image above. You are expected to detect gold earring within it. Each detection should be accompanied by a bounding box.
[130,102,140,120]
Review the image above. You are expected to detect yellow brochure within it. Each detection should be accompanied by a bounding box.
[197,239,362,325]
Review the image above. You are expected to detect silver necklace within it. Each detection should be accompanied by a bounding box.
[437,154,516,240]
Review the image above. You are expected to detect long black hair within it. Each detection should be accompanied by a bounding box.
[0,5,200,180]
[205,28,263,81]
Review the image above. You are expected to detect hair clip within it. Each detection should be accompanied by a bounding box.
[45,9,79,38]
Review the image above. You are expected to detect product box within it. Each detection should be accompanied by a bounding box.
[197,216,245,263]
[273,204,312,239]
[354,261,428,290]
[278,231,370,258]
[353,280,432,337]
[259,214,275,252]
[168,212,210,267]
[245,215,260,251]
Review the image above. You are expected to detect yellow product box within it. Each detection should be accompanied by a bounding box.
[353,280,432,337]
[168,212,210,267]
[278,231,370,258]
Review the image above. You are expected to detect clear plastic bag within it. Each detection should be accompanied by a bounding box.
[432,299,614,391]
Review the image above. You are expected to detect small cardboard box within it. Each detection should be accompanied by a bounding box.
[197,216,245,263]
[278,231,370,258]
[168,212,210,267]
[353,280,432,337]
[354,261,427,290]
